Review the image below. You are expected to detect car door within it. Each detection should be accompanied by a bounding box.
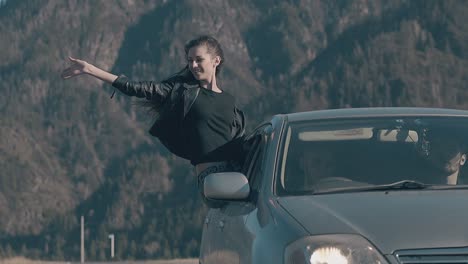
[216,126,270,264]
[200,206,225,264]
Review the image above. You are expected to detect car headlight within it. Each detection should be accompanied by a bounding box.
[284,234,388,264]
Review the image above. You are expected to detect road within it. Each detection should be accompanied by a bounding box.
[0,258,199,264]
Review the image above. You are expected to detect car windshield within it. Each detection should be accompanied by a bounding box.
[278,117,468,195]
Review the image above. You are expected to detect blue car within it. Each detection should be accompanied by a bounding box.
[199,107,468,264]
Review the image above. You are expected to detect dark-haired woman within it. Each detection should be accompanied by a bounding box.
[62,36,246,206]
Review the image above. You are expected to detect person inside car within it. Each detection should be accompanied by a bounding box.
[420,129,467,185]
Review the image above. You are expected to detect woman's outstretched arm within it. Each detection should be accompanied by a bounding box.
[61,56,118,84]
[61,56,173,102]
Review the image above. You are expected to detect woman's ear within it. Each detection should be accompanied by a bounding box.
[213,56,221,67]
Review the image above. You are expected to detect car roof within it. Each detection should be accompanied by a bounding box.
[282,107,468,122]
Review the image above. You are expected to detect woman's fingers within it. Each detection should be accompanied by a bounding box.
[68,56,83,62]
[68,56,86,66]
[62,56,87,79]
[61,65,82,79]
[61,70,74,79]
[61,68,74,79]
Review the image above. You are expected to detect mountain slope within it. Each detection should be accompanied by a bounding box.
[0,0,467,260]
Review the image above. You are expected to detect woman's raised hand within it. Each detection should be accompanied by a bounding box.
[61,56,118,84]
[61,56,90,79]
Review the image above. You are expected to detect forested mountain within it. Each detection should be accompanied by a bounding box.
[1,0,467,260]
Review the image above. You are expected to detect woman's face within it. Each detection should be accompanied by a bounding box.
[187,45,219,82]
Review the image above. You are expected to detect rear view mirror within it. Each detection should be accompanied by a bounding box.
[376,129,418,143]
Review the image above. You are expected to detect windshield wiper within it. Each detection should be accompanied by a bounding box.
[313,180,430,195]
[372,180,429,190]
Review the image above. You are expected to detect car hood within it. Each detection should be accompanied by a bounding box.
[277,189,468,254]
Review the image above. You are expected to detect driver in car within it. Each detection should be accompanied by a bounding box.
[422,130,467,185]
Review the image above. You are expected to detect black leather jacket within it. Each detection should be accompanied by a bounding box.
[112,75,246,161]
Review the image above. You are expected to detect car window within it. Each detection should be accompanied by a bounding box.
[241,135,259,173]
[246,135,267,190]
[278,117,468,195]
[241,126,270,189]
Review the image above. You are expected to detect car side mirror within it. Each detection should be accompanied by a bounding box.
[204,172,250,200]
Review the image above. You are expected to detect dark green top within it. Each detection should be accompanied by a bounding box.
[183,88,237,165]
